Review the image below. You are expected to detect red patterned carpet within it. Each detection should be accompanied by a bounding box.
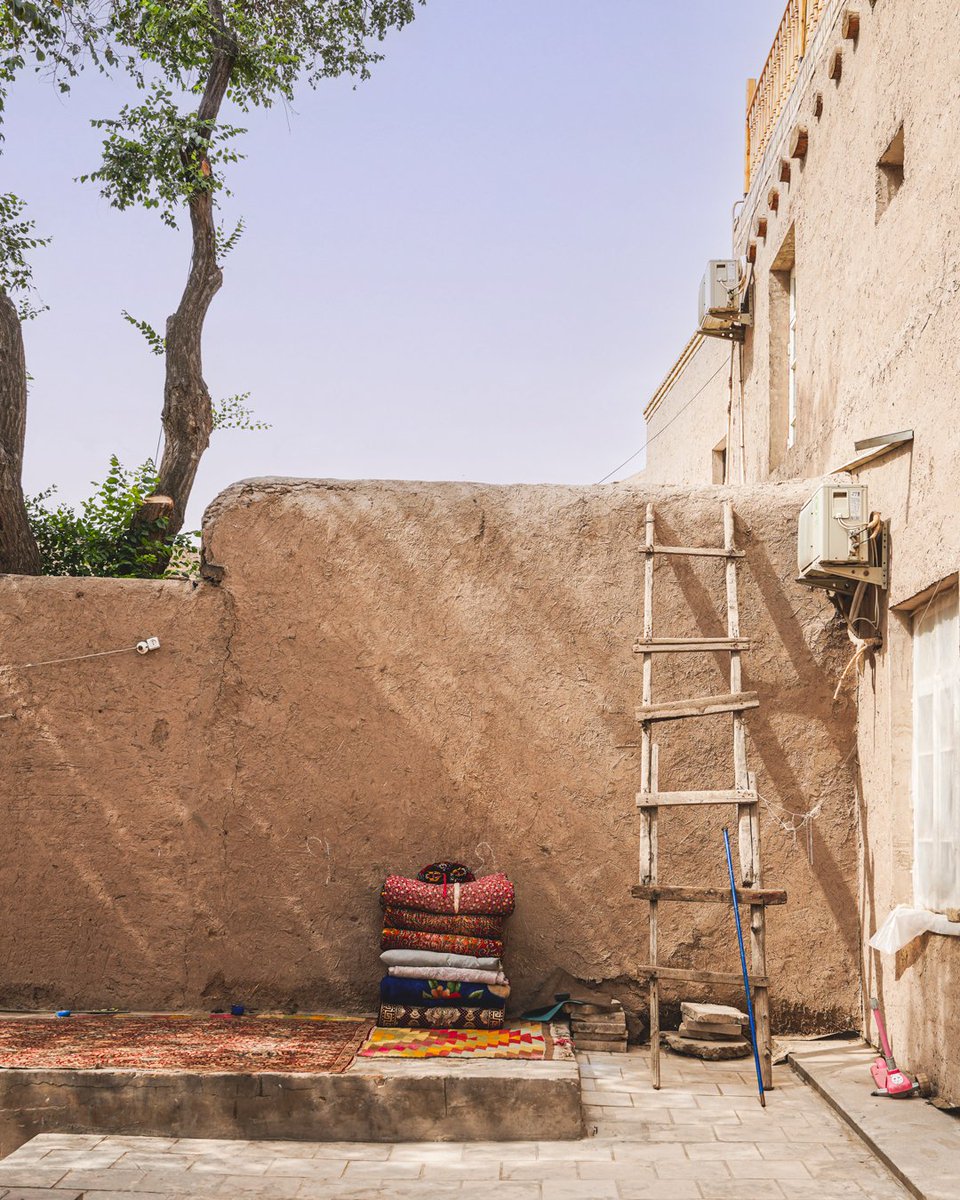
[0,1014,373,1074]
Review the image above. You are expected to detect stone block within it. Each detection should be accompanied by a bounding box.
[680,1003,748,1026]
[664,1034,751,1060]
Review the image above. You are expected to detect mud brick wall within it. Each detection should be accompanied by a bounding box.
[0,478,859,1029]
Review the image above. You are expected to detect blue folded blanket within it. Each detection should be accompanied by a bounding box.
[379,974,510,1010]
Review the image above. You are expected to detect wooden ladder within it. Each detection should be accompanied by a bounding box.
[633,500,785,1090]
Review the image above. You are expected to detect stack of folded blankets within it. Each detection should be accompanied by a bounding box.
[377,862,515,1030]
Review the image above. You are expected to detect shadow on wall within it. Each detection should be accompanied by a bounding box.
[0,480,861,1028]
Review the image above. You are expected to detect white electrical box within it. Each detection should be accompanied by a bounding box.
[797,484,886,591]
[698,260,747,339]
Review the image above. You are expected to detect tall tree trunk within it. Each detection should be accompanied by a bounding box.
[153,187,222,538]
[0,289,41,575]
[140,5,236,547]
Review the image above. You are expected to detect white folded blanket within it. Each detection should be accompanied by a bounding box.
[379,948,501,972]
[388,965,508,986]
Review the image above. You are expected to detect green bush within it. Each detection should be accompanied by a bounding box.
[27,455,198,578]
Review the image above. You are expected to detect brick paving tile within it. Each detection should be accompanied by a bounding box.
[651,1158,731,1178]
[0,1170,67,1190]
[696,1182,786,1200]
[339,1159,423,1178]
[727,1157,813,1178]
[531,1141,613,1161]
[1,1192,84,1200]
[501,1161,578,1180]
[259,1158,350,1180]
[0,1049,915,1199]
[420,1162,502,1180]
[614,1183,702,1200]
[607,1142,687,1162]
[539,1183,619,1199]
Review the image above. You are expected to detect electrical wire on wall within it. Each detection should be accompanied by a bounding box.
[831,513,885,698]
[0,639,162,720]
[0,640,161,673]
[596,360,729,484]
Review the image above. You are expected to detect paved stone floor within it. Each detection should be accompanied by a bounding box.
[0,1048,910,1199]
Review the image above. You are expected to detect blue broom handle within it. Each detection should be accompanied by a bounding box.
[723,827,765,1106]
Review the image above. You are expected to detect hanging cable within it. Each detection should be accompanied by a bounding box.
[0,639,160,674]
[596,360,728,484]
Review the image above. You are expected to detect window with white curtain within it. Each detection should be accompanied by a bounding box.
[913,588,960,911]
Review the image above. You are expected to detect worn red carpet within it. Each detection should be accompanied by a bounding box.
[0,1014,372,1074]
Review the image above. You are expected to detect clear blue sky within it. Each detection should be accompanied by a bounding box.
[4,1,778,527]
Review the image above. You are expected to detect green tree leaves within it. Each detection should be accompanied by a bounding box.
[26,455,198,577]
[0,191,49,317]
[81,80,246,227]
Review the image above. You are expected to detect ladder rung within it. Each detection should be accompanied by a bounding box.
[636,692,760,722]
[637,966,770,988]
[631,885,787,905]
[637,789,759,808]
[634,638,751,653]
[644,545,745,559]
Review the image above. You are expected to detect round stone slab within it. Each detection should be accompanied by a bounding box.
[664,1033,751,1060]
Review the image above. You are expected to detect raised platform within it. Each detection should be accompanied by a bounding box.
[0,1017,582,1153]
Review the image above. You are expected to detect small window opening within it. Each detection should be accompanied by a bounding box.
[712,439,727,485]
[877,124,905,220]
[768,225,796,470]
[787,267,798,449]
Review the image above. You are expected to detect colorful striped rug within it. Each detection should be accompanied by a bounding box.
[358,1020,574,1060]
[0,1014,372,1074]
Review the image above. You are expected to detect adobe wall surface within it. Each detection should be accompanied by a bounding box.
[0,478,860,1029]
[637,336,731,486]
[733,0,960,512]
[637,0,960,1098]
[731,0,960,1100]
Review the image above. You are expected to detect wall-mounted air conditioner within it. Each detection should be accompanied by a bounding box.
[797,484,887,593]
[698,260,750,341]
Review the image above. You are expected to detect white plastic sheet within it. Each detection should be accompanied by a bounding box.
[868,904,960,955]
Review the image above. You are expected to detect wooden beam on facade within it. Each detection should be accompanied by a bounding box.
[829,48,843,81]
[790,125,809,160]
[779,158,792,184]
[842,9,860,39]
[768,187,780,213]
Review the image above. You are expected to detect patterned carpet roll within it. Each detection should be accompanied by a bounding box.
[381,873,515,917]
[388,964,508,986]
[379,975,510,1010]
[378,1003,505,1030]
[380,928,504,958]
[383,905,504,940]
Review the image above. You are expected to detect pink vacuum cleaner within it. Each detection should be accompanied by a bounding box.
[869,998,930,1098]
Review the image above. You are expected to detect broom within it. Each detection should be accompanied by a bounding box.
[723,827,765,1108]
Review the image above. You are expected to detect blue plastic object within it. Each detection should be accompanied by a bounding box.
[722,827,765,1108]
[55,1010,71,1018]
[230,1004,245,1017]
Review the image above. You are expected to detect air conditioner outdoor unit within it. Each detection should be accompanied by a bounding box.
[797,484,887,593]
[698,259,748,340]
